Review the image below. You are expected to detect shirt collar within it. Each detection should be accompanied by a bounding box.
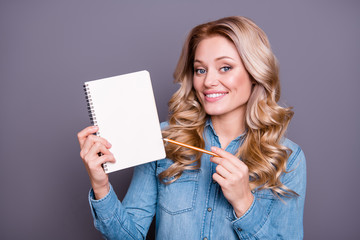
[205,117,247,141]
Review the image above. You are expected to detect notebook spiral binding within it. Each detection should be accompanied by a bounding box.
[83,83,108,172]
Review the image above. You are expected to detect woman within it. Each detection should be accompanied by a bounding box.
[77,16,306,239]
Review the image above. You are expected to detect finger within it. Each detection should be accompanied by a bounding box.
[211,146,237,160]
[212,172,226,186]
[87,154,115,173]
[77,126,99,147]
[211,157,236,174]
[81,135,111,159]
[210,156,222,165]
[96,154,116,166]
[211,146,245,168]
[84,142,112,163]
[215,164,232,179]
[88,153,116,175]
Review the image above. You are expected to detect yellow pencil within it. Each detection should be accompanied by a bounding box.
[163,138,220,157]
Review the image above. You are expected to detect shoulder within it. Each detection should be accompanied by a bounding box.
[281,138,306,171]
[279,138,307,197]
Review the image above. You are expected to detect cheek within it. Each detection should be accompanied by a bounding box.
[192,81,201,105]
[240,83,253,102]
[230,77,253,99]
[242,80,253,95]
[234,72,252,90]
[193,77,202,94]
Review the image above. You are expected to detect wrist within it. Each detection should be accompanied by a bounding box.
[233,193,254,218]
[92,182,110,200]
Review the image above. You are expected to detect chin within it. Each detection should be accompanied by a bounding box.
[204,109,226,116]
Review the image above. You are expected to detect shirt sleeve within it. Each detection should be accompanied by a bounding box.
[88,161,158,240]
[231,146,307,240]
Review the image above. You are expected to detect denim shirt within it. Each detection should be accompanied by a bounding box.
[88,120,306,239]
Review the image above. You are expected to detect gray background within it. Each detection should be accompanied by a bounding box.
[1,0,359,239]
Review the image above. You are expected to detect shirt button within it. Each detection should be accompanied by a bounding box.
[212,180,216,184]
[237,227,242,232]
[203,238,208,240]
[207,207,212,212]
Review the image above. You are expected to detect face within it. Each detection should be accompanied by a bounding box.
[193,35,253,120]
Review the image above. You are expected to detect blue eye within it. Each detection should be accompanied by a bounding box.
[195,68,206,74]
[220,66,231,72]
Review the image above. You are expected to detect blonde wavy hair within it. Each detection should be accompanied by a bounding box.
[160,16,296,197]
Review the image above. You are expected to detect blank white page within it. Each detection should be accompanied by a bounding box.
[84,70,166,173]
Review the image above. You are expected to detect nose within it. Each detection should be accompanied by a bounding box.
[203,69,219,88]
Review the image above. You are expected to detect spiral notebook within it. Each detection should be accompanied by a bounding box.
[83,70,166,173]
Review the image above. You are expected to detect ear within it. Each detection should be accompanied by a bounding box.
[251,81,257,92]
[250,75,257,85]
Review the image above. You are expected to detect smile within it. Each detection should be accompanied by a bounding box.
[203,92,228,102]
[205,93,228,98]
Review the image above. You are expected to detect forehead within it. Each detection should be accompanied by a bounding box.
[194,35,240,61]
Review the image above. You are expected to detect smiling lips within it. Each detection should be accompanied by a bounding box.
[204,91,228,102]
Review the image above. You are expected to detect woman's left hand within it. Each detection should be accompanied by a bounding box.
[210,146,254,218]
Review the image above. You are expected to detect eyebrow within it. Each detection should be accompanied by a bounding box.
[193,56,236,64]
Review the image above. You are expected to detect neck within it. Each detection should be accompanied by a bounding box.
[211,112,246,149]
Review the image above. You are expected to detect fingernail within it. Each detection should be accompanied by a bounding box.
[211,147,217,152]
[92,125,98,129]
[107,142,112,148]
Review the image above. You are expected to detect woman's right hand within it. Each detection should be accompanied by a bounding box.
[77,126,115,199]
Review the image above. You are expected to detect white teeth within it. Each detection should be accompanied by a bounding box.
[206,93,226,98]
